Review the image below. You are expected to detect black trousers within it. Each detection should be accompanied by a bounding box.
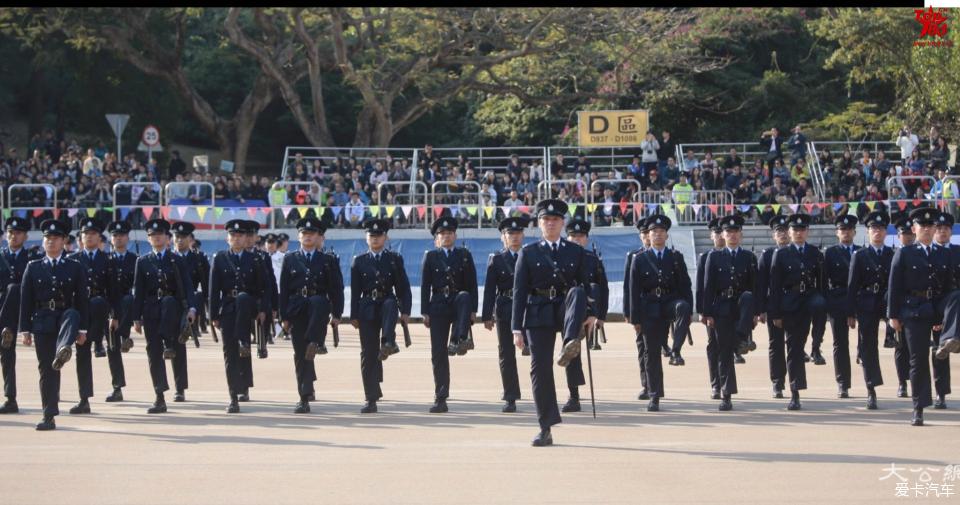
[903,318,934,409]
[783,293,826,391]
[526,286,587,430]
[635,330,648,390]
[428,291,471,401]
[856,314,884,389]
[289,295,329,398]
[34,308,81,418]
[931,329,952,397]
[713,315,740,396]
[221,294,257,395]
[0,283,21,400]
[767,319,786,390]
[76,296,110,400]
[828,308,852,389]
[811,303,827,352]
[668,299,692,354]
[494,304,520,402]
[938,290,960,344]
[106,294,134,389]
[143,297,187,394]
[706,326,719,391]
[894,325,910,383]
[641,298,689,399]
[358,296,398,402]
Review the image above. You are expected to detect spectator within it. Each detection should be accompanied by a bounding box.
[724,165,742,192]
[506,154,522,180]
[550,152,568,177]
[573,153,591,176]
[640,131,659,177]
[760,127,784,164]
[897,125,920,160]
[168,150,187,180]
[626,155,643,180]
[345,191,365,226]
[646,168,663,192]
[657,130,675,173]
[663,156,680,182]
[787,125,808,166]
[873,150,890,184]
[529,158,544,183]
[930,136,949,172]
[700,151,716,173]
[723,148,742,171]
[672,173,694,204]
[681,149,699,176]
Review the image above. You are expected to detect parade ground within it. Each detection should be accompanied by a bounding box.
[0,322,958,505]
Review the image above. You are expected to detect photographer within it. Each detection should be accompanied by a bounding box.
[640,130,660,180]
[760,127,784,165]
[896,125,920,161]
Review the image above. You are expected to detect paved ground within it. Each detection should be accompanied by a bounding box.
[0,322,958,504]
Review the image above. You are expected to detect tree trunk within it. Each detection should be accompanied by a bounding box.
[352,104,394,149]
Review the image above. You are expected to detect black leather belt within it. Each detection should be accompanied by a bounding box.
[910,289,937,299]
[439,286,457,296]
[860,282,883,294]
[363,289,392,300]
[500,289,513,299]
[717,287,743,299]
[785,281,813,294]
[533,287,564,298]
[300,287,325,297]
[152,289,174,298]
[644,286,671,298]
[37,300,69,311]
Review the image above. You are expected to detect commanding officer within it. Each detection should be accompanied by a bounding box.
[624,216,652,400]
[697,217,725,399]
[349,218,411,414]
[889,217,916,398]
[103,221,136,402]
[210,219,269,413]
[769,213,826,410]
[823,214,860,398]
[19,219,88,430]
[889,208,953,426]
[132,219,197,414]
[172,222,210,344]
[701,215,758,411]
[483,216,528,413]
[629,214,693,412]
[279,217,344,414]
[847,211,893,410]
[756,214,791,398]
[66,218,111,414]
[561,218,609,413]
[512,199,593,447]
[0,217,40,414]
[420,217,478,414]
[931,212,957,409]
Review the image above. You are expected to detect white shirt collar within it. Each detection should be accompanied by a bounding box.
[651,246,666,255]
[45,254,63,264]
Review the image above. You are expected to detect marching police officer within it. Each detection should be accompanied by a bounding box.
[0,217,40,414]
[483,216,528,413]
[103,220,137,402]
[629,214,693,412]
[769,213,826,410]
[209,219,269,413]
[561,218,608,413]
[890,217,915,398]
[756,214,791,398]
[931,211,956,408]
[847,211,893,410]
[66,218,111,414]
[279,217,344,414]
[697,217,724,399]
[823,214,860,398]
[173,222,210,344]
[701,214,758,411]
[420,217,478,413]
[132,219,197,413]
[19,219,89,430]
[624,216,651,400]
[888,208,953,426]
[512,199,593,446]
[349,218,411,414]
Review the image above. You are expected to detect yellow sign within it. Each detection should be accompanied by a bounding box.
[577,110,649,147]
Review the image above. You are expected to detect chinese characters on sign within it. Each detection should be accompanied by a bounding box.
[915,8,954,47]
[880,463,960,498]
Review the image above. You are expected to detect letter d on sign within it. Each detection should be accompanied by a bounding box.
[589,116,609,135]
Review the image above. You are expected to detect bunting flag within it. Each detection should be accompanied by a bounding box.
[785,204,797,213]
[84,208,96,218]
[297,207,309,218]
[803,203,814,213]
[416,206,427,219]
[897,201,908,210]
[677,204,688,214]
[67,208,79,218]
[849,202,859,213]
[15,210,26,219]
[433,206,445,218]
[484,206,496,219]
[1,209,9,219]
[819,203,830,210]
[723,204,734,213]
[247,208,258,218]
[197,207,208,221]
[865,201,876,211]
[568,203,578,216]
[692,204,702,214]
[647,204,659,214]
[214,207,225,218]
[385,206,396,218]
[174,206,186,219]
[660,203,673,213]
[518,205,530,215]
[912,199,922,207]
[832,203,843,212]
[740,205,751,213]
[633,203,643,217]
[500,206,512,216]
[52,209,61,219]
[771,204,781,214]
[161,207,173,220]
[104,207,113,213]
[466,206,478,217]
[141,207,154,219]
[369,205,380,217]
[587,203,597,214]
[401,205,413,218]
[119,208,130,220]
[619,200,629,216]
[330,206,342,218]
[708,204,719,214]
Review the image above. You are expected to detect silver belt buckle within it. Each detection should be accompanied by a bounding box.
[799,281,806,293]
[549,287,557,298]
[301,287,309,296]
[927,288,934,299]
[655,287,662,297]
[48,300,56,310]
[726,287,735,298]
[371,289,381,299]
[872,283,880,293]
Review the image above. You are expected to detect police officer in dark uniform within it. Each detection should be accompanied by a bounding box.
[132,219,198,413]
[846,211,893,410]
[769,213,826,410]
[0,217,41,414]
[19,219,89,430]
[247,220,279,354]
[890,217,916,398]
[420,217,478,413]
[756,214,791,398]
[103,220,137,402]
[930,211,956,408]
[279,217,345,414]
[624,216,651,399]
[66,217,111,414]
[210,219,269,413]
[173,221,210,343]
[512,199,593,446]
[561,218,609,413]
[888,208,953,426]
[701,215,757,411]
[349,218,411,414]
[629,214,693,412]
[822,214,860,398]
[482,216,528,413]
[697,217,724,399]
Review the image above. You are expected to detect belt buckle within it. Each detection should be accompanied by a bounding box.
[872,283,879,293]
[799,281,806,294]
[655,287,662,297]
[156,291,164,299]
[231,289,239,298]
[371,289,381,299]
[549,287,556,298]
[48,300,56,310]
[301,287,309,296]
[726,287,734,298]
[927,288,934,299]
[443,286,451,296]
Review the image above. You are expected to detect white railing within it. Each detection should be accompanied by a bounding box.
[430,181,482,229]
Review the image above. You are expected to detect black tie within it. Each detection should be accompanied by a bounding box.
[731,249,737,261]
[657,250,663,263]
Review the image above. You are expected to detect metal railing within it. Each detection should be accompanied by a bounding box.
[545,146,645,182]
[112,182,162,228]
[376,182,428,229]
[268,181,323,229]
[426,147,547,177]
[162,182,216,226]
[430,181,482,229]
[885,176,940,223]
[280,146,418,180]
[536,178,589,202]
[588,178,642,227]
[806,141,827,201]
[6,184,57,225]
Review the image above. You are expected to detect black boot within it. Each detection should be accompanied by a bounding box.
[934,394,947,409]
[772,384,784,399]
[787,390,801,410]
[105,388,123,402]
[647,397,660,412]
[866,388,878,410]
[429,399,448,413]
[897,381,909,398]
[69,399,91,415]
[0,398,19,413]
[174,390,185,402]
[361,400,378,414]
[838,384,849,398]
[502,399,517,413]
[911,407,924,426]
[147,393,167,414]
[719,394,732,411]
[227,394,240,414]
[94,342,106,358]
[35,416,56,431]
[711,387,721,400]
[811,349,826,365]
[561,394,581,413]
[637,388,650,400]
[294,396,310,414]
[734,353,746,364]
[532,428,553,447]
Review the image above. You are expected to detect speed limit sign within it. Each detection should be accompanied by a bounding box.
[142,125,160,147]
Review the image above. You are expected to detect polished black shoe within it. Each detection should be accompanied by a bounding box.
[237,392,249,402]
[0,399,18,414]
[360,401,378,414]
[556,338,582,367]
[69,400,91,415]
[734,353,746,364]
[464,336,475,351]
[238,344,251,358]
[305,342,318,360]
[838,385,849,398]
[897,382,909,398]
[671,352,685,366]
[736,341,751,355]
[934,395,947,409]
[647,397,660,412]
[719,396,733,411]
[35,416,56,431]
[0,327,14,349]
[147,397,167,414]
[747,338,757,352]
[121,338,134,353]
[502,400,517,413]
[456,339,469,356]
[94,344,106,358]
[561,397,581,413]
[787,391,801,410]
[317,344,328,355]
[174,391,185,402]
[773,385,784,399]
[866,390,878,410]
[803,351,811,363]
[226,399,240,414]
[429,399,448,413]
[711,388,721,400]
[105,388,123,402]
[521,346,530,356]
[447,342,459,356]
[294,400,310,414]
[811,350,827,365]
[637,388,650,400]
[936,337,960,359]
[52,346,72,370]
[532,429,553,447]
[911,408,924,426]
[379,342,400,361]
[162,347,177,360]
[668,354,677,366]
[590,340,602,351]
